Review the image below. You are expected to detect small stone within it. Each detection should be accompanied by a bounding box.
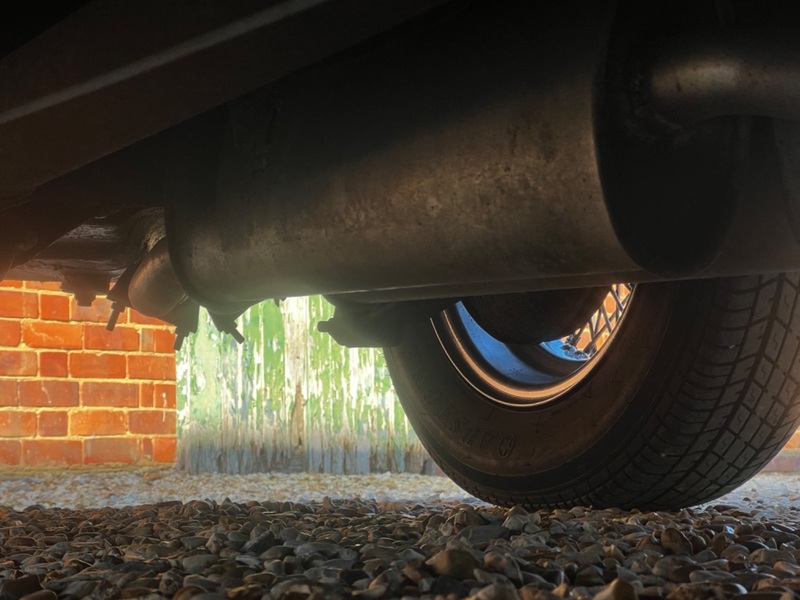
[294,541,344,558]
[691,550,718,563]
[710,533,734,555]
[604,545,625,562]
[19,592,57,600]
[688,534,708,555]
[242,573,276,586]
[6,537,37,549]
[241,532,277,554]
[456,525,511,548]
[502,515,529,532]
[469,581,521,600]
[541,568,565,587]
[721,544,751,561]
[426,549,481,580]
[160,570,185,596]
[593,579,637,600]
[475,569,511,586]
[262,545,293,560]
[182,554,217,574]
[518,586,562,600]
[268,579,315,599]
[203,534,226,555]
[120,588,158,599]
[224,584,262,600]
[573,565,605,587]
[652,555,695,582]
[773,560,800,575]
[352,584,388,599]
[181,536,209,550]
[688,569,734,583]
[183,575,219,592]
[661,528,693,555]
[671,564,704,583]
[751,549,796,565]
[430,576,469,597]
[331,568,364,588]
[63,580,99,597]
[172,586,205,600]
[191,593,225,600]
[370,568,404,593]
[0,575,43,599]
[396,548,425,563]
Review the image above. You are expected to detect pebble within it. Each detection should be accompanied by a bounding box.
[0,500,794,600]
[0,472,797,598]
[426,549,482,579]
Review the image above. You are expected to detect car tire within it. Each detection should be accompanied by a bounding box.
[384,274,800,509]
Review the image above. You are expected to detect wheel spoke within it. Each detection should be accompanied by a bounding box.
[557,283,632,360]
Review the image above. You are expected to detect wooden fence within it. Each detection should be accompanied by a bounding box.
[176,297,431,474]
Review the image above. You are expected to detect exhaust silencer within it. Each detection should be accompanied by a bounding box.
[165,0,643,315]
[164,0,800,315]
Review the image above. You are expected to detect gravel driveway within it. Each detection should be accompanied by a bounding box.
[0,470,798,599]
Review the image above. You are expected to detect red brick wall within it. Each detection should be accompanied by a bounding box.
[0,281,177,468]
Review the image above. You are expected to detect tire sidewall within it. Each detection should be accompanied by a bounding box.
[385,281,706,495]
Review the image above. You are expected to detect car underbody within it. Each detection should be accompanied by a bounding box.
[5,0,800,508]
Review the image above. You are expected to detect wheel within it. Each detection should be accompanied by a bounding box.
[384,274,800,509]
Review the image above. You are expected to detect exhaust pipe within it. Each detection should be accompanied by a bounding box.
[128,238,185,319]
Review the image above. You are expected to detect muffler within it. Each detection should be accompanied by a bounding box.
[165,0,642,315]
[163,0,800,316]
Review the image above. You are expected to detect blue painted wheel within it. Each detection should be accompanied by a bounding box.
[436,284,633,407]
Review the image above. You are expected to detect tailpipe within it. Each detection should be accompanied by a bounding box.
[128,238,186,319]
[119,238,246,348]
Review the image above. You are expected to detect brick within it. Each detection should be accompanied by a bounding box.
[84,325,139,351]
[81,382,138,407]
[0,291,37,318]
[85,437,140,465]
[22,440,82,467]
[22,321,82,349]
[0,320,20,347]
[70,298,114,323]
[140,329,155,352]
[152,437,177,463]
[0,381,17,406]
[1,281,23,288]
[129,310,165,326]
[18,380,79,407]
[70,409,127,436]
[0,440,20,465]
[139,383,154,408]
[0,411,37,437]
[128,355,175,380]
[69,353,126,379]
[129,410,175,435]
[0,351,37,376]
[142,437,153,461]
[153,329,176,353]
[39,352,68,377]
[39,294,70,321]
[153,383,176,409]
[23,281,61,291]
[38,411,68,437]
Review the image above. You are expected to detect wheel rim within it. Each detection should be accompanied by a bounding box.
[434,284,634,407]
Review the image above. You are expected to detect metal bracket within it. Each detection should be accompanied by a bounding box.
[318,299,454,348]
